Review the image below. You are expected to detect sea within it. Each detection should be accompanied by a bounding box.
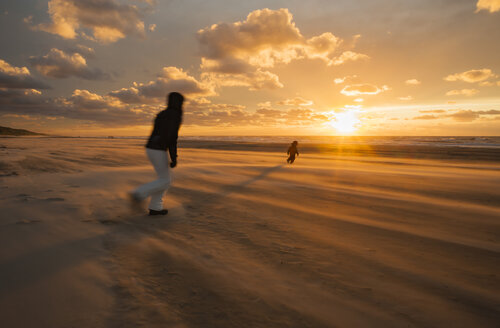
[109,136,500,149]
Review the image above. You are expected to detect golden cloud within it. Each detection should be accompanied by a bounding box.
[420,110,446,114]
[257,101,272,108]
[183,101,330,127]
[276,97,313,106]
[109,66,214,103]
[330,51,369,66]
[334,75,357,85]
[405,79,421,85]
[445,89,479,96]
[197,8,368,90]
[476,0,500,13]
[447,110,480,122]
[29,48,109,80]
[479,81,495,86]
[33,0,151,43]
[444,68,496,83]
[201,63,283,90]
[0,59,50,89]
[341,84,390,96]
[0,86,157,125]
[413,115,439,120]
[412,109,500,123]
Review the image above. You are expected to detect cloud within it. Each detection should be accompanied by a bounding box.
[0,59,51,89]
[334,77,345,84]
[334,75,357,85]
[183,98,330,127]
[256,108,283,116]
[109,66,214,103]
[420,109,446,114]
[330,51,369,66]
[29,48,109,80]
[445,89,479,96]
[197,8,303,61]
[447,110,480,122]
[0,87,156,125]
[72,44,95,57]
[405,79,421,85]
[477,109,500,115]
[148,23,156,32]
[413,115,439,120]
[479,81,495,86]
[33,0,151,43]
[0,82,336,128]
[201,59,283,90]
[257,101,272,108]
[61,89,160,124]
[184,108,259,126]
[398,96,413,101]
[412,109,500,122]
[341,84,390,96]
[0,88,62,117]
[444,68,497,83]
[476,0,500,13]
[197,8,368,90]
[276,96,313,106]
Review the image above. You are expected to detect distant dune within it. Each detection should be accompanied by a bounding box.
[0,126,45,136]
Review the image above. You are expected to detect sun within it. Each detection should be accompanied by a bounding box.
[329,111,360,134]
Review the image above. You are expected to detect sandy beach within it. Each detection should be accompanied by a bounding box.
[0,136,499,327]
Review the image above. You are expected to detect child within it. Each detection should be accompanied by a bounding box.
[287,141,299,164]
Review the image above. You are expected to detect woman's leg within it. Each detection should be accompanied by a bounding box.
[133,148,171,210]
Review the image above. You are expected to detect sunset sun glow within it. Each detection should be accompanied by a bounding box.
[329,112,360,134]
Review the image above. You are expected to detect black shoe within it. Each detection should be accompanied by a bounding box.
[149,209,168,216]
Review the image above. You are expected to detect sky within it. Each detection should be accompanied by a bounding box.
[0,0,499,136]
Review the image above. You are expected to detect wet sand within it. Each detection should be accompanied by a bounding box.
[0,137,499,327]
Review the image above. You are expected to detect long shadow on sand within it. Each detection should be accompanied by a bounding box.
[218,164,284,197]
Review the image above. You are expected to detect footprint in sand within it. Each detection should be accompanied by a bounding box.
[44,197,65,202]
[0,172,18,177]
[98,219,120,225]
[16,193,32,202]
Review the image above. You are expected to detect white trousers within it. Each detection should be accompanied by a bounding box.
[134,148,171,211]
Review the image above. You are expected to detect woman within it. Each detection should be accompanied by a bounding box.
[130,92,183,215]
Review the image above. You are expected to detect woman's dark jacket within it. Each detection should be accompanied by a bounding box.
[145,108,181,161]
